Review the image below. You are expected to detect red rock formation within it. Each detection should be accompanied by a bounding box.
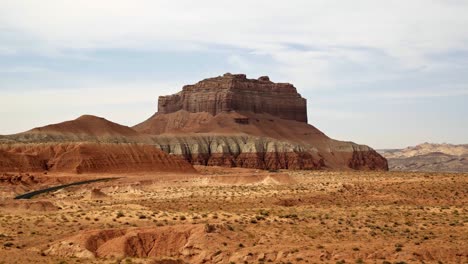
[0,74,388,171]
[158,73,308,123]
[0,143,195,174]
[135,73,388,171]
[187,150,323,170]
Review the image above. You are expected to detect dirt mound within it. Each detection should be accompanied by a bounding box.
[0,143,195,174]
[46,224,233,262]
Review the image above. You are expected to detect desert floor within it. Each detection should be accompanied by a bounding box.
[0,167,466,264]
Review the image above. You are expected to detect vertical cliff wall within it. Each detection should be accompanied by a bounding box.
[157,73,308,123]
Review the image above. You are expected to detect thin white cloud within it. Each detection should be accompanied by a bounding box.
[1,1,467,93]
[2,1,468,62]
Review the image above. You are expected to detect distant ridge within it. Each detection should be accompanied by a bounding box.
[379,143,468,158]
[379,143,468,172]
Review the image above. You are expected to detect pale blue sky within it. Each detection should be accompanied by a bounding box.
[1,0,467,148]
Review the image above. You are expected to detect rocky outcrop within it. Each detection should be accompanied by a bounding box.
[157,73,308,123]
[348,148,390,170]
[0,143,195,174]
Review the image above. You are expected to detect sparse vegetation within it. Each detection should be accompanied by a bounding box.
[0,169,465,263]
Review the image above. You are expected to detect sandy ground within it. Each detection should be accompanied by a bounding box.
[0,167,466,263]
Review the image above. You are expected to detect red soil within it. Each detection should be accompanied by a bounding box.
[46,224,233,262]
[0,143,195,174]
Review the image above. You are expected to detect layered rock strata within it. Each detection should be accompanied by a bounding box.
[1,73,388,171]
[135,74,388,171]
[157,73,308,123]
[151,135,324,170]
[0,143,195,174]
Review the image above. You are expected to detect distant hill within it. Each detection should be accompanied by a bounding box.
[27,115,140,137]
[379,143,468,172]
[2,115,150,143]
[0,116,195,174]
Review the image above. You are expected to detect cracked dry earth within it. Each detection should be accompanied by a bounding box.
[0,167,466,264]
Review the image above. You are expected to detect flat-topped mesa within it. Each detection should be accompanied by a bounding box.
[158,73,308,123]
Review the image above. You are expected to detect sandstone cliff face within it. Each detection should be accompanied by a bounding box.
[158,73,308,123]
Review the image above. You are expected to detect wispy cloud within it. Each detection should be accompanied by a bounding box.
[2,1,468,60]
